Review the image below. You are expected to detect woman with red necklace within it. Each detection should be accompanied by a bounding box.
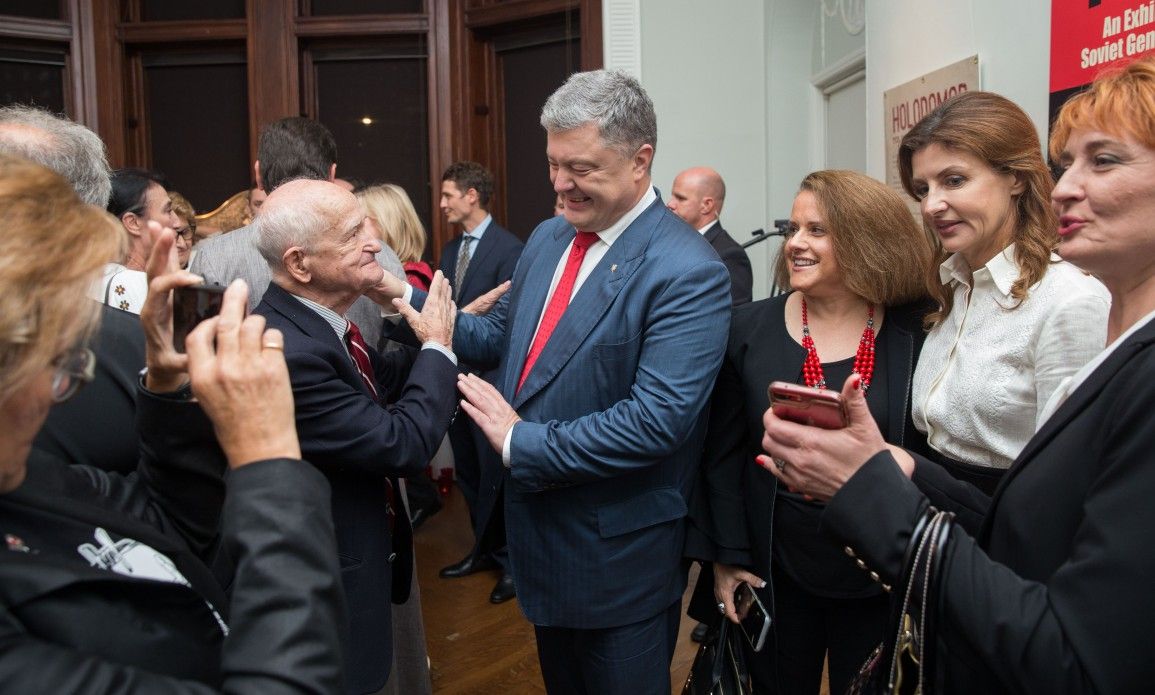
[685,170,933,694]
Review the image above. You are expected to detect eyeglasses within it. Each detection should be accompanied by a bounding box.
[175,226,194,241]
[50,347,95,403]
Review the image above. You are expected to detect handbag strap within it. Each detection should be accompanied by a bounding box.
[887,508,954,694]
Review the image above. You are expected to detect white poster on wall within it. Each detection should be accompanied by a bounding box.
[882,56,980,210]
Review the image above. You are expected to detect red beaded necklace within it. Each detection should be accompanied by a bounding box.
[800,297,876,393]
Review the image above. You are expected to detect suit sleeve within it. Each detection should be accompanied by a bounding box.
[509,258,731,487]
[0,460,345,694]
[822,360,1155,694]
[287,347,459,477]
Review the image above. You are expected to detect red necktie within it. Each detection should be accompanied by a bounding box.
[344,321,379,402]
[517,231,600,392]
[345,321,395,528]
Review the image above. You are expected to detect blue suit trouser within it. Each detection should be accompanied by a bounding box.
[534,599,681,695]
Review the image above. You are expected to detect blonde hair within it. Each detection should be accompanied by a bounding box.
[1051,55,1155,157]
[774,170,931,306]
[356,184,427,263]
[0,154,123,404]
[169,190,197,234]
[898,92,1057,327]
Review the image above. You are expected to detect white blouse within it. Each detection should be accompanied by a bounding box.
[912,246,1110,469]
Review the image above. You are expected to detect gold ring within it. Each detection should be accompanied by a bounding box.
[263,343,283,351]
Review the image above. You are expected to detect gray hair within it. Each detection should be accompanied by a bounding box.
[540,70,657,157]
[254,198,327,271]
[0,105,112,207]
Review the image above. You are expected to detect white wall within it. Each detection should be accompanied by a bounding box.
[625,0,1054,298]
[865,0,1052,180]
[636,0,770,297]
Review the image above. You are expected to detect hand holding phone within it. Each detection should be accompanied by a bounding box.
[733,581,771,653]
[173,284,228,353]
[768,381,849,429]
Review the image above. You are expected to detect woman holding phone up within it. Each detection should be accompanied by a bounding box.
[685,170,932,694]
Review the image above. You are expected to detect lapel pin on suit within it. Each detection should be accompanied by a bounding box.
[611,264,617,273]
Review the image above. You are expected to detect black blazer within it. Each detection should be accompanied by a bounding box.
[821,318,1155,693]
[254,282,459,694]
[439,221,524,307]
[0,389,343,692]
[685,294,930,620]
[703,222,753,306]
[34,303,145,473]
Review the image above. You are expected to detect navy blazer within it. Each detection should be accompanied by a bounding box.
[439,221,524,307]
[821,318,1155,693]
[254,282,459,694]
[703,222,753,306]
[434,195,731,629]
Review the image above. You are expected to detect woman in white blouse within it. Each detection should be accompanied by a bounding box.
[899,91,1109,493]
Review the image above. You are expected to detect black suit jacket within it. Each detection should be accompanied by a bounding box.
[254,282,459,694]
[34,303,145,473]
[439,220,524,307]
[0,389,344,693]
[684,294,930,622]
[703,222,753,306]
[821,318,1155,693]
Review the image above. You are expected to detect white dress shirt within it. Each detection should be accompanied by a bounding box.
[912,246,1110,468]
[1038,306,1155,426]
[501,186,658,464]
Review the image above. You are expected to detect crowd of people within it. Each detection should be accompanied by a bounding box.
[1,52,1154,695]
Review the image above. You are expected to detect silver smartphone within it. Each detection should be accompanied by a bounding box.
[733,581,771,653]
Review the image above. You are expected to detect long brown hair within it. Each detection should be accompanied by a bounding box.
[774,170,931,306]
[898,91,1056,327]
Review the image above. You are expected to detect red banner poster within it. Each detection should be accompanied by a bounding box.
[1051,1,1155,133]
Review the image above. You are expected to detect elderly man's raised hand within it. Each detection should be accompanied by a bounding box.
[185,279,301,469]
[395,270,456,348]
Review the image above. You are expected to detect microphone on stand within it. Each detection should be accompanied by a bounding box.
[741,219,791,249]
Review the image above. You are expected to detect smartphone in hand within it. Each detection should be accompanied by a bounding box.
[768,381,849,429]
[733,581,771,653]
[172,284,228,353]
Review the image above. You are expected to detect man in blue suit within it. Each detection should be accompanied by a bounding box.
[436,161,524,604]
[387,70,731,694]
[252,179,460,694]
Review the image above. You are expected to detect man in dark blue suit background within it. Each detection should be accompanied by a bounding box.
[252,179,460,694]
[390,70,732,694]
[436,161,524,604]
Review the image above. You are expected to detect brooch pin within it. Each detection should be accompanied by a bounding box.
[611,264,618,273]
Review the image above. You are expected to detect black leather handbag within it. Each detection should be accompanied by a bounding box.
[681,618,753,695]
[845,508,955,695]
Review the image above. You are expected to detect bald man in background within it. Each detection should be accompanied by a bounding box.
[668,167,753,306]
